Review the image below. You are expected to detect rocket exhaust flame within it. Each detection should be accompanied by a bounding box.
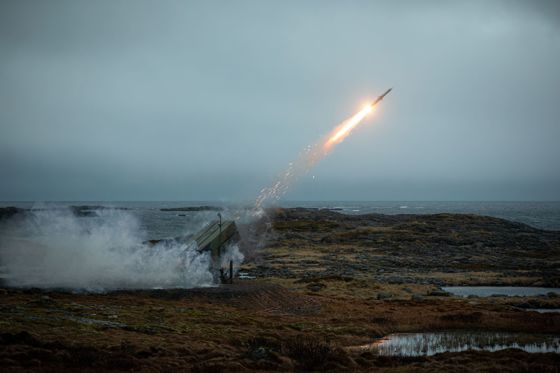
[324,104,374,149]
[255,89,391,209]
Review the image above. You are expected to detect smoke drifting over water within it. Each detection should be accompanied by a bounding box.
[0,208,216,290]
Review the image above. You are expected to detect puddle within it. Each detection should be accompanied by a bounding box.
[524,309,560,313]
[442,286,560,297]
[238,272,256,280]
[350,331,560,356]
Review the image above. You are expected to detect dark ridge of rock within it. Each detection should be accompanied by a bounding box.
[160,206,223,212]
[266,207,549,232]
[0,206,27,221]
[428,290,451,297]
[0,205,129,220]
[69,205,129,217]
[144,234,194,247]
[69,205,129,210]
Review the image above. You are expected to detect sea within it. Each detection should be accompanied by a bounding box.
[1,201,559,240]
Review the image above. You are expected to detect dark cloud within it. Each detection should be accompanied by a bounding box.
[510,0,560,27]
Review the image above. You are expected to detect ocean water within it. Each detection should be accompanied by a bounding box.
[442,286,560,297]
[352,331,560,356]
[1,201,559,239]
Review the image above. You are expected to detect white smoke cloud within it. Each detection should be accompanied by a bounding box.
[220,244,245,276]
[0,208,215,291]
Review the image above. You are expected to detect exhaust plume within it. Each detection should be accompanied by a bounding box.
[255,99,383,209]
[0,208,215,291]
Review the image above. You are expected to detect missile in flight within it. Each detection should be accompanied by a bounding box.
[370,88,392,107]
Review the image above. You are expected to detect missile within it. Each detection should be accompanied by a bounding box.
[371,88,392,107]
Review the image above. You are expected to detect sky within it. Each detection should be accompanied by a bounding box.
[1,0,559,202]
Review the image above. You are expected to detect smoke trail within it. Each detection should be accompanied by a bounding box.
[255,104,376,209]
[0,208,215,290]
[255,143,326,209]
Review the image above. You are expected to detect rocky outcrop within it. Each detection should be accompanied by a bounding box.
[160,206,223,212]
[0,207,26,221]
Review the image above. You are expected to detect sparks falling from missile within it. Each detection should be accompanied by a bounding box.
[255,89,392,210]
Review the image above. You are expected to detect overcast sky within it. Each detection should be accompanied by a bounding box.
[1,0,559,201]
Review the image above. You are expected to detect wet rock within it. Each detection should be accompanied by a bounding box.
[160,206,223,212]
[306,283,326,292]
[249,346,268,360]
[428,290,450,297]
[69,205,128,217]
[275,355,294,370]
[377,292,393,300]
[29,295,55,307]
[0,207,26,221]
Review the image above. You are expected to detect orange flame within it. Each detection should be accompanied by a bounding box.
[324,104,375,150]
